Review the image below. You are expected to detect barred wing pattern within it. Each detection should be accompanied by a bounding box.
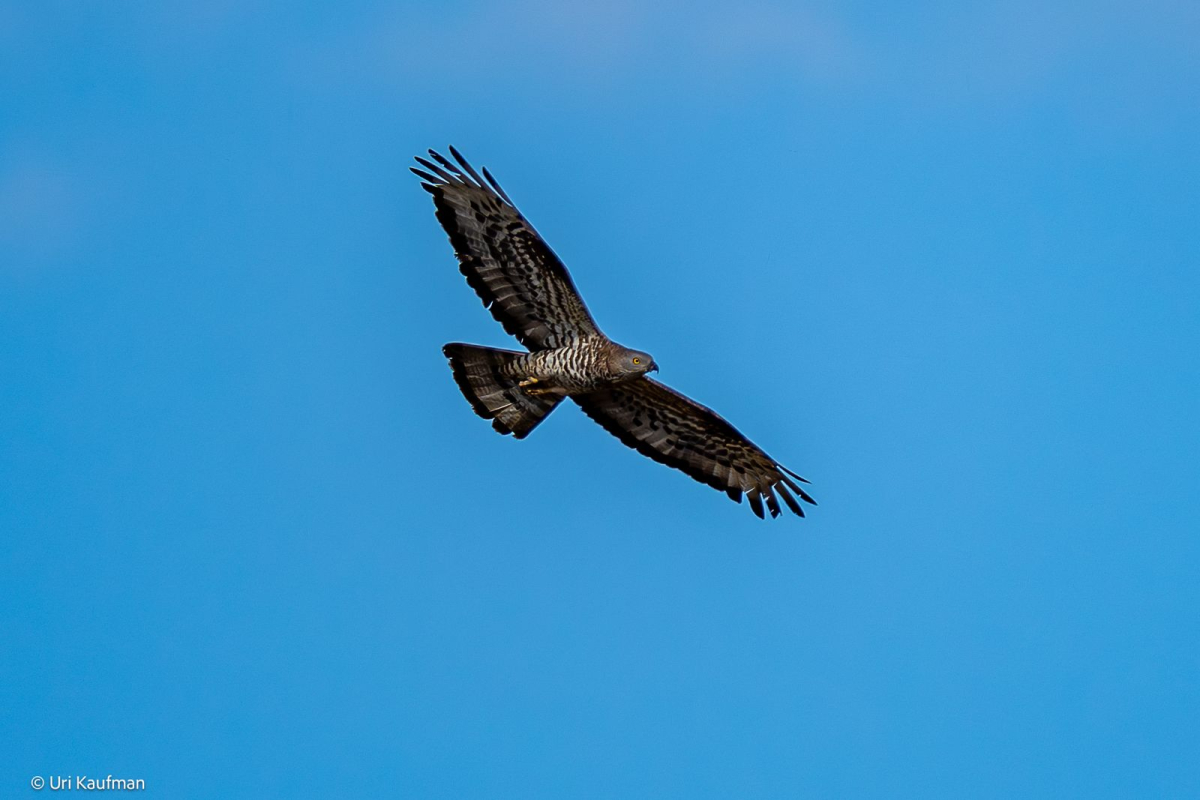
[412,148,601,351]
[574,378,817,519]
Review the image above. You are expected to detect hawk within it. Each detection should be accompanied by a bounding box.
[413,147,816,519]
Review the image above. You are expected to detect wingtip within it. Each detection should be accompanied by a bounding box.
[777,483,805,517]
[781,464,811,484]
[748,490,765,519]
[765,487,781,518]
[481,165,514,205]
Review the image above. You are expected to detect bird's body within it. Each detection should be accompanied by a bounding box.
[505,337,654,396]
[414,147,816,519]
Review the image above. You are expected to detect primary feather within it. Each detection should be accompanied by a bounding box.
[417,148,816,519]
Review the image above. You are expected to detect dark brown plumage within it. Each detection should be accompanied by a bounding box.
[574,380,815,518]
[415,147,816,519]
[412,148,597,351]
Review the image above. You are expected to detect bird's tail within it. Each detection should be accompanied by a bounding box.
[442,343,562,439]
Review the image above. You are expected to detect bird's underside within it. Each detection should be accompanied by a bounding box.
[414,147,816,519]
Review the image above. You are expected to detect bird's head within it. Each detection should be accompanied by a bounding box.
[612,347,658,377]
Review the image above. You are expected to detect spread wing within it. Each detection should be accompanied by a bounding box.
[412,147,602,351]
[574,378,817,519]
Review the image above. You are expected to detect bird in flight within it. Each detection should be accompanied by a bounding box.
[412,147,816,519]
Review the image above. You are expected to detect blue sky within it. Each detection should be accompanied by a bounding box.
[2,1,1197,797]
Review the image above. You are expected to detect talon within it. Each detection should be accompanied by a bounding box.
[519,376,554,397]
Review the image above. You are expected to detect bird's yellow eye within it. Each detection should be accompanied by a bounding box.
[632,357,640,365]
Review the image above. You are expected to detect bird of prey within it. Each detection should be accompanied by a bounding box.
[412,147,816,519]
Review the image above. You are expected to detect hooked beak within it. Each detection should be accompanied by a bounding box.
[649,362,660,373]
